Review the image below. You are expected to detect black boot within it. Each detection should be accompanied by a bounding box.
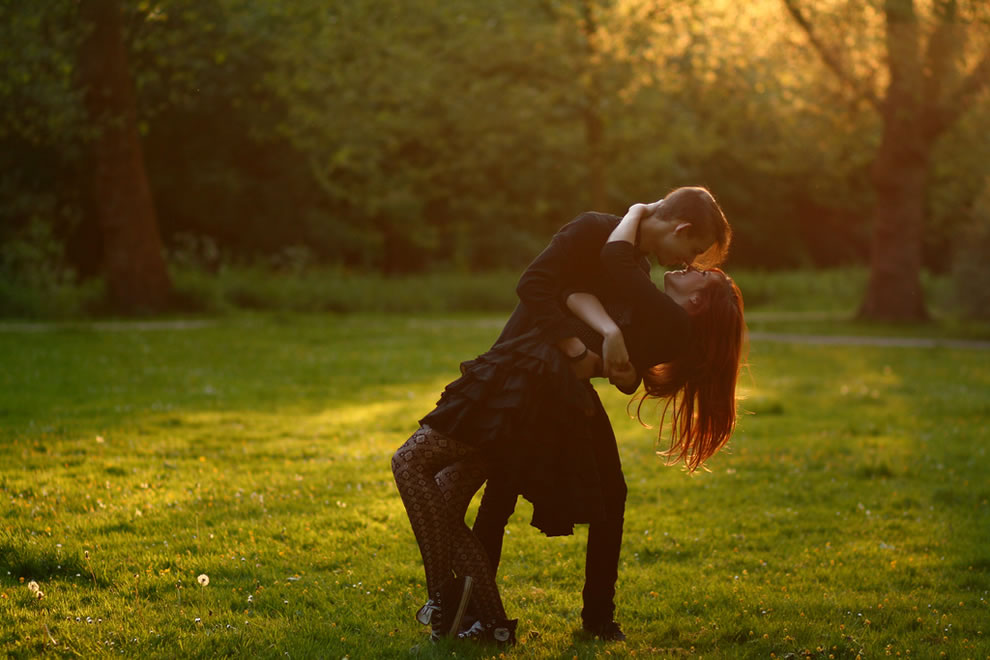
[583,619,626,641]
[416,576,473,639]
[457,617,518,646]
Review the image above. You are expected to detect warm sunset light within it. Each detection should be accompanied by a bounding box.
[1,1,988,657]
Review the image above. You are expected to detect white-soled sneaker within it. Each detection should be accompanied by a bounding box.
[418,576,473,639]
[457,617,517,646]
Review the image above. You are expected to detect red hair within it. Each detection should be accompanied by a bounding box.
[636,269,746,471]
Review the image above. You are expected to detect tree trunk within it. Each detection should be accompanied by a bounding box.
[581,0,608,212]
[858,131,930,321]
[858,0,929,321]
[783,0,990,319]
[78,0,171,312]
[584,100,607,212]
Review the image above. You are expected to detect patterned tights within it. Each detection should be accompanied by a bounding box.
[391,425,506,622]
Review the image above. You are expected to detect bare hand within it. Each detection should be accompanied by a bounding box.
[626,203,650,218]
[570,349,602,380]
[601,330,630,379]
[644,198,664,215]
[607,363,638,391]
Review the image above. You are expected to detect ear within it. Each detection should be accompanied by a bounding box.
[673,222,693,235]
[687,293,703,313]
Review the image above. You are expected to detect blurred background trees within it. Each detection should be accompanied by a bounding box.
[783,0,990,319]
[1,0,987,315]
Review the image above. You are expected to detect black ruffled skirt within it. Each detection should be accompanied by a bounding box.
[420,328,611,536]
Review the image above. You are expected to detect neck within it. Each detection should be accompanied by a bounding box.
[668,290,692,311]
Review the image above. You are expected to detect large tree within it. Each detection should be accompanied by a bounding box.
[783,0,990,320]
[77,0,170,311]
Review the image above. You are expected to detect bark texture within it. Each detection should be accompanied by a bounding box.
[784,0,990,321]
[581,0,608,212]
[78,0,171,311]
[858,0,929,320]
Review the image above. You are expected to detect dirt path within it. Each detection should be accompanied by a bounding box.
[0,319,216,332]
[2,317,989,349]
[748,331,990,350]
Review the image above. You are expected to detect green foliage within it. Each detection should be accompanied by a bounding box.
[929,100,990,270]
[131,0,326,261]
[169,264,521,315]
[0,219,73,291]
[0,315,988,657]
[0,0,85,146]
[0,217,104,319]
[952,181,990,319]
[268,0,589,271]
[0,0,988,276]
[2,264,979,323]
[731,268,868,311]
[0,276,104,320]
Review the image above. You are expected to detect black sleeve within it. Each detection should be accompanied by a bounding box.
[559,253,649,303]
[515,213,617,343]
[600,241,690,346]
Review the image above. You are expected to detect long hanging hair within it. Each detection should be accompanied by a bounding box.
[636,269,747,472]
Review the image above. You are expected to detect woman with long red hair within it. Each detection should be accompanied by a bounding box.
[606,201,746,471]
[391,191,746,646]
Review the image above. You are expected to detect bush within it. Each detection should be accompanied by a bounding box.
[167,263,521,316]
[952,181,990,319]
[0,275,105,320]
[0,218,106,319]
[728,268,868,312]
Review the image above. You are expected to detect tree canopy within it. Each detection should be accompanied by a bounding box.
[1,0,988,297]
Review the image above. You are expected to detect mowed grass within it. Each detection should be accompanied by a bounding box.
[1,314,989,659]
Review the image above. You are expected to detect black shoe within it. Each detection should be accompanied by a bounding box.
[457,617,518,646]
[583,619,626,641]
[416,576,473,639]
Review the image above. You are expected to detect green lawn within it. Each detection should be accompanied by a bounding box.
[1,314,988,659]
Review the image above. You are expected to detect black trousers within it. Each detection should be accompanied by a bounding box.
[472,396,627,627]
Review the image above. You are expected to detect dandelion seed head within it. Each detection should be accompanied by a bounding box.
[27,581,39,593]
[36,590,45,600]
[197,574,210,586]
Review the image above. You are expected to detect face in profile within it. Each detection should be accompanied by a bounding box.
[643,221,715,268]
[663,267,725,312]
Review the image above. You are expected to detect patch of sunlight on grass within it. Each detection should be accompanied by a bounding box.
[2,315,988,659]
[312,400,409,432]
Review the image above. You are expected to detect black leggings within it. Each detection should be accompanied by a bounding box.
[391,425,507,622]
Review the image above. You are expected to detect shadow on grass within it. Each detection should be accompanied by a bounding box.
[0,539,100,587]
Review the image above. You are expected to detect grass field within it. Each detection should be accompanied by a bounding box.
[1,311,989,659]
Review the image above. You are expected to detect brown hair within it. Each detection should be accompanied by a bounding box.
[636,269,746,471]
[657,186,731,268]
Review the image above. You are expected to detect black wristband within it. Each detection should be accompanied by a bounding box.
[568,347,589,362]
